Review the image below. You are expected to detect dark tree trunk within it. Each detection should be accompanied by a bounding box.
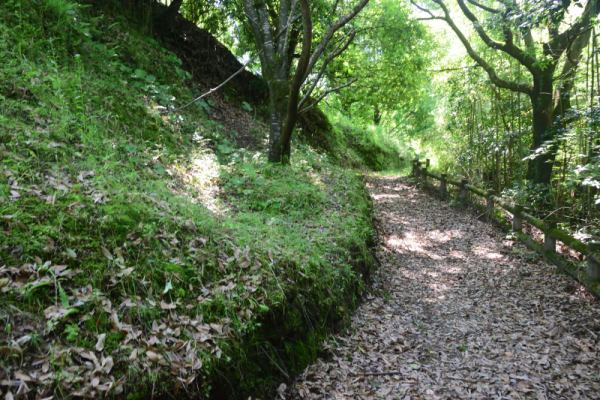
[267,80,291,163]
[373,105,381,125]
[154,0,183,32]
[527,71,556,185]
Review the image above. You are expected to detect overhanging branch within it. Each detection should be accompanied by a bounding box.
[421,0,533,95]
[454,0,537,73]
[299,78,358,113]
[550,0,600,57]
[466,0,500,14]
[299,30,356,108]
[305,0,369,79]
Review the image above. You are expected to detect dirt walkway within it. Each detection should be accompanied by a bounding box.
[286,176,600,399]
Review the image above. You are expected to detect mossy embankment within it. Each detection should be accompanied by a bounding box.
[0,1,381,398]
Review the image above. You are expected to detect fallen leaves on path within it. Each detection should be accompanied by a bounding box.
[287,177,600,399]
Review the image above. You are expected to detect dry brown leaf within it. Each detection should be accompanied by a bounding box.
[95,333,106,352]
[146,350,162,363]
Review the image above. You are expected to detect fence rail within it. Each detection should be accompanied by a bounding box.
[411,158,600,293]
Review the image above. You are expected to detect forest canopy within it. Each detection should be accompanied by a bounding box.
[167,0,598,236]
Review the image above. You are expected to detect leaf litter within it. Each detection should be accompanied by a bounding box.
[286,177,600,399]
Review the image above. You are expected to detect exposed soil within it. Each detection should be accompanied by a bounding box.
[285,176,600,399]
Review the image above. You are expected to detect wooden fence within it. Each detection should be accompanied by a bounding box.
[411,158,600,295]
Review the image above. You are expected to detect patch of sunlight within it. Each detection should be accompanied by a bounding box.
[386,235,404,248]
[307,170,326,190]
[387,232,444,260]
[389,231,417,251]
[372,193,401,200]
[427,229,454,243]
[446,266,464,274]
[167,149,223,214]
[449,250,466,260]
[471,244,503,260]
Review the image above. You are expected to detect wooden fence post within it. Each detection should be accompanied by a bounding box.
[411,159,419,177]
[439,173,448,199]
[459,178,468,205]
[587,242,600,282]
[485,190,495,221]
[543,219,557,254]
[421,161,428,186]
[512,204,523,232]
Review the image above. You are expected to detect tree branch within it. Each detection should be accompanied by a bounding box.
[278,0,298,76]
[554,26,593,115]
[426,0,532,94]
[299,78,358,113]
[165,59,253,113]
[466,0,500,14]
[550,0,600,58]
[410,0,442,19]
[454,0,537,73]
[305,0,369,79]
[243,0,275,74]
[299,30,356,108]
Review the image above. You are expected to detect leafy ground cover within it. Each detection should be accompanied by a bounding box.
[0,1,376,397]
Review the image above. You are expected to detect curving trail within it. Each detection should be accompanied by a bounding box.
[286,176,600,399]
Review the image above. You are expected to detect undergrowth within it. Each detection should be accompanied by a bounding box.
[0,0,375,398]
[299,111,408,171]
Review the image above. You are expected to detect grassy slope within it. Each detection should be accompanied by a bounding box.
[298,107,408,172]
[0,1,375,398]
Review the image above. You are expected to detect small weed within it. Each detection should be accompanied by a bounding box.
[63,323,80,343]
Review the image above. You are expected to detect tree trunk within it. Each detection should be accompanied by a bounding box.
[154,0,183,32]
[527,72,556,185]
[267,79,291,163]
[373,105,381,124]
[277,0,312,164]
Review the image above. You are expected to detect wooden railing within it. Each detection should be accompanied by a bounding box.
[411,158,600,294]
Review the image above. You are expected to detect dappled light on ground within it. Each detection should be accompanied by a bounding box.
[166,149,223,213]
[287,177,600,399]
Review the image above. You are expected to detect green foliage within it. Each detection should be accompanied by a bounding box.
[214,146,376,395]
[412,6,599,238]
[326,0,435,128]
[223,162,328,215]
[299,110,410,171]
[428,63,531,185]
[63,323,80,343]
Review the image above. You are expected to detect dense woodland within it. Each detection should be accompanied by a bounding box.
[175,0,600,237]
[0,0,599,398]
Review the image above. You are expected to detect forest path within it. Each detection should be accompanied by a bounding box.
[285,176,600,399]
